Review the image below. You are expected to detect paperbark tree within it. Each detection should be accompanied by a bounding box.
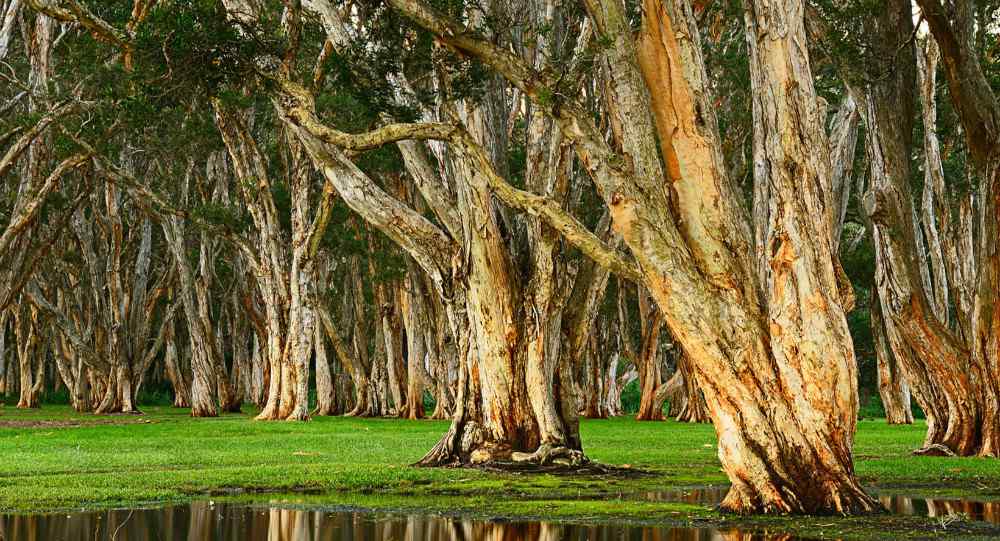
[274,0,595,465]
[903,0,1000,457]
[386,0,878,513]
[870,299,913,424]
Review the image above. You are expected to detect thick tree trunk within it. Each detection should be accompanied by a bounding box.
[164,217,218,418]
[726,0,875,512]
[911,0,1000,458]
[416,86,583,465]
[859,3,998,455]
[378,0,877,509]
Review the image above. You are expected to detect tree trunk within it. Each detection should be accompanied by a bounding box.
[633,289,665,421]
[163,317,191,408]
[383,282,408,417]
[164,215,218,418]
[673,354,709,423]
[912,0,1000,458]
[871,299,913,424]
[15,305,40,408]
[401,269,430,420]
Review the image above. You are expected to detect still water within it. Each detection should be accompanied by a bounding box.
[1,492,997,541]
[0,503,787,541]
[639,487,1000,525]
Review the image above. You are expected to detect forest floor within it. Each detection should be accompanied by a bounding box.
[1,405,999,539]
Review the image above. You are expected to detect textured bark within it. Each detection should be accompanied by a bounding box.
[631,288,664,421]
[386,0,877,512]
[870,299,913,424]
[164,216,219,418]
[858,0,934,435]
[277,6,586,465]
[401,264,436,420]
[912,0,1000,458]
[14,305,41,408]
[858,0,1000,456]
[673,354,709,423]
[343,255,381,418]
[214,103,319,421]
[162,315,191,408]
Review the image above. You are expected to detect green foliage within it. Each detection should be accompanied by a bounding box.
[191,201,251,233]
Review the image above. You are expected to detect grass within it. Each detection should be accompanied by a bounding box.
[1,404,999,539]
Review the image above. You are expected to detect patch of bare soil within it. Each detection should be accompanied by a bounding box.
[0,417,150,429]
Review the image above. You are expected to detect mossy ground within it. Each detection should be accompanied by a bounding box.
[1,404,999,539]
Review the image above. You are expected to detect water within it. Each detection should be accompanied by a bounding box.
[637,487,1000,525]
[878,494,1000,525]
[1,492,997,540]
[0,503,785,540]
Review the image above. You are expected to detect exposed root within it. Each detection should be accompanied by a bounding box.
[416,422,464,466]
[510,444,588,467]
[913,443,957,457]
[719,480,882,516]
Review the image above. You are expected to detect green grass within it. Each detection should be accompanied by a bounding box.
[1,405,999,539]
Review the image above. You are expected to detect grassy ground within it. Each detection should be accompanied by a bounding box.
[1,404,999,539]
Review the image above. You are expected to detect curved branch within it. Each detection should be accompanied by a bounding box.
[0,152,90,258]
[24,281,110,373]
[0,100,81,178]
[274,84,458,293]
[25,0,131,51]
[453,129,642,283]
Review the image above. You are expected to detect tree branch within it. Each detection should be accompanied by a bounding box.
[452,128,642,283]
[25,0,131,51]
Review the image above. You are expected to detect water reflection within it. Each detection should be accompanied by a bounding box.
[637,488,1000,525]
[0,503,797,541]
[635,487,729,506]
[879,495,1000,525]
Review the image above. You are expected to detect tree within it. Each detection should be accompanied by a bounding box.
[381,0,877,513]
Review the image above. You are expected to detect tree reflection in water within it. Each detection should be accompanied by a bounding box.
[2,496,998,541]
[0,502,796,541]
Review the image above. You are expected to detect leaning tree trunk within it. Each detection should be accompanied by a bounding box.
[859,2,995,455]
[911,0,1000,458]
[378,0,879,511]
[631,0,877,512]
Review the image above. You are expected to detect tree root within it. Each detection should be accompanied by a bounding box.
[510,444,588,467]
[913,443,957,457]
[719,480,882,515]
